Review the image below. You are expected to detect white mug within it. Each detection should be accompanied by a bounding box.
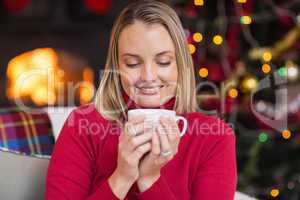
[127,109,188,137]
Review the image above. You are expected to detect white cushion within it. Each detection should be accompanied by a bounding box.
[43,106,76,141]
[235,191,257,200]
[0,148,50,200]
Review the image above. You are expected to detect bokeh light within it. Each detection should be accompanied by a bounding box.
[262,63,271,74]
[270,188,280,197]
[240,16,252,25]
[213,35,223,45]
[199,67,208,78]
[188,44,196,54]
[278,67,287,77]
[193,32,203,42]
[194,0,204,6]
[259,132,268,143]
[228,88,238,98]
[241,76,258,92]
[262,51,272,62]
[282,130,291,139]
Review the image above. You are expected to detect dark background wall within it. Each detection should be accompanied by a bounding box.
[0,0,131,105]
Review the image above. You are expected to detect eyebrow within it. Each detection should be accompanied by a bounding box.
[121,53,139,58]
[121,50,173,58]
[156,50,173,56]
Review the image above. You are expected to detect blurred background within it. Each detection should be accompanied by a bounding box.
[0,0,300,199]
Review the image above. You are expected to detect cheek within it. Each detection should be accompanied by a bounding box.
[119,65,139,87]
[171,68,178,81]
[158,64,178,82]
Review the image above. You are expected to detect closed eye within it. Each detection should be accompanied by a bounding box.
[126,63,140,68]
[158,62,171,66]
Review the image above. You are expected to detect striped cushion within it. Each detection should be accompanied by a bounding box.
[0,107,54,156]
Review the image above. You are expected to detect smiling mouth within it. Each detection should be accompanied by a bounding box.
[136,85,164,95]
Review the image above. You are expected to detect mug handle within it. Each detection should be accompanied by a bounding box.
[175,116,188,137]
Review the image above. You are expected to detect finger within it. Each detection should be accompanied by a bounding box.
[128,115,146,124]
[124,120,150,137]
[157,124,172,156]
[160,117,180,149]
[122,115,145,139]
[132,142,151,160]
[128,130,153,152]
[151,131,160,156]
[118,132,151,164]
[160,117,180,146]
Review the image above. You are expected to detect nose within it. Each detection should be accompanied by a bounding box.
[140,63,158,81]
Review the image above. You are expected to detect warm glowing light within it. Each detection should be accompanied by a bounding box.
[297,14,300,24]
[31,86,56,106]
[287,65,299,80]
[262,63,271,74]
[31,48,58,69]
[194,0,204,6]
[6,59,25,80]
[80,82,95,104]
[188,44,196,54]
[228,88,238,98]
[6,48,94,106]
[282,130,291,139]
[213,35,223,45]
[6,48,61,105]
[6,87,18,99]
[237,0,247,3]
[270,188,280,197]
[262,51,272,62]
[241,76,258,92]
[240,16,252,25]
[199,68,208,78]
[83,67,94,82]
[193,32,203,42]
[12,69,49,97]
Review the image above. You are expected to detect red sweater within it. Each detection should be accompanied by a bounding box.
[46,94,237,200]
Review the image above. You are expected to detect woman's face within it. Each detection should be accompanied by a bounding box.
[118,20,178,108]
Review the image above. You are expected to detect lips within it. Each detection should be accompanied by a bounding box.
[137,85,164,95]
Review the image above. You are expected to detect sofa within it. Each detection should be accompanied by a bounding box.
[0,106,257,200]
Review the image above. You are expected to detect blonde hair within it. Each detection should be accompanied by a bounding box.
[94,0,197,124]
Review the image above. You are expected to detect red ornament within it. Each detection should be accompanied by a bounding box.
[186,5,197,19]
[84,0,112,14]
[207,63,226,82]
[200,96,235,114]
[3,0,30,13]
[279,15,294,27]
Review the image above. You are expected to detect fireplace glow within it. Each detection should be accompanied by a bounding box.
[6,48,95,106]
[80,67,95,104]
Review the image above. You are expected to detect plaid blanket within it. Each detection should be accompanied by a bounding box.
[0,107,54,156]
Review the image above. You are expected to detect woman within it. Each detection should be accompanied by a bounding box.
[45,1,237,200]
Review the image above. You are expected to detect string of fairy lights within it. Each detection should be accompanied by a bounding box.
[186,0,300,198]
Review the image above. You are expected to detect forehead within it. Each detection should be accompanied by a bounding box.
[118,21,175,56]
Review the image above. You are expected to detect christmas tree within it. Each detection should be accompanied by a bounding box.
[169,0,300,199]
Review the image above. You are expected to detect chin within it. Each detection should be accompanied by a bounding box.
[135,95,162,108]
[138,101,161,108]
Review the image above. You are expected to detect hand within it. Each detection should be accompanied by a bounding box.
[109,116,153,199]
[137,116,181,192]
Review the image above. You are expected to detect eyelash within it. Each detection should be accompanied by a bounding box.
[159,62,171,67]
[126,62,171,68]
[126,64,139,68]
